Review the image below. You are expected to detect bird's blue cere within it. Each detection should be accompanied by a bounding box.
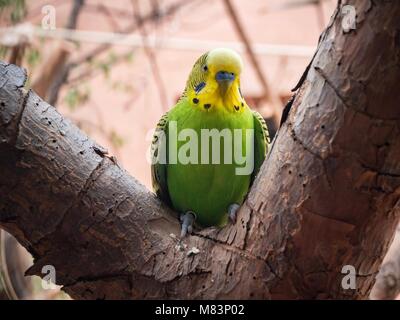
[216,71,235,82]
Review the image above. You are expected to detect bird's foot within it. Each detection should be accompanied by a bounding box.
[180,211,196,238]
[228,203,240,224]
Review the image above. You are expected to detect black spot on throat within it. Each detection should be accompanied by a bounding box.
[193,98,199,104]
[204,104,211,110]
[234,105,240,111]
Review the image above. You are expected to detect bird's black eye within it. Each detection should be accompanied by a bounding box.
[203,65,208,72]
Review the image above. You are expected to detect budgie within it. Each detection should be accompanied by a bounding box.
[151,48,270,237]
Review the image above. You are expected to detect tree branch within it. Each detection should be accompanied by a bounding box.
[46,0,85,106]
[0,0,400,299]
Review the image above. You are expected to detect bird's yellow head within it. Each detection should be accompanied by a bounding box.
[182,48,246,113]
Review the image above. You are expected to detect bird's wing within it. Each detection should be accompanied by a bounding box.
[252,110,270,181]
[151,112,172,206]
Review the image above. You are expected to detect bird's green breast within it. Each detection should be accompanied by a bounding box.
[166,100,254,227]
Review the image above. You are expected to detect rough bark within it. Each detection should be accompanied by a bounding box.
[0,0,400,299]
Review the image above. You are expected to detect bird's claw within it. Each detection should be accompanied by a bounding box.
[180,211,196,238]
[228,203,240,224]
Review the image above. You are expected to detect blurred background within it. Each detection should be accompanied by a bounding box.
[1,0,397,300]
[0,0,337,186]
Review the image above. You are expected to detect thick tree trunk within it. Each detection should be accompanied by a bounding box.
[0,0,399,299]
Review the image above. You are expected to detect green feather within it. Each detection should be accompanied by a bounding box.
[151,101,269,227]
[252,110,270,181]
[151,48,269,228]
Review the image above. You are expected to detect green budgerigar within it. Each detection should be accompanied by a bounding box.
[151,48,269,237]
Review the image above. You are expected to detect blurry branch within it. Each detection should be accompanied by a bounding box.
[268,0,330,12]
[31,0,194,106]
[43,0,85,106]
[83,3,140,20]
[66,0,84,30]
[131,0,168,111]
[46,61,71,106]
[66,50,134,86]
[30,0,85,104]
[31,42,71,100]
[65,0,193,110]
[0,231,33,299]
[7,41,26,66]
[150,0,162,21]
[69,0,195,68]
[92,3,121,30]
[0,0,27,67]
[0,231,18,299]
[370,224,400,300]
[223,0,282,127]
[2,26,315,56]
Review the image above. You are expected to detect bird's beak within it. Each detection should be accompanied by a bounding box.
[216,71,235,83]
[216,71,235,95]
